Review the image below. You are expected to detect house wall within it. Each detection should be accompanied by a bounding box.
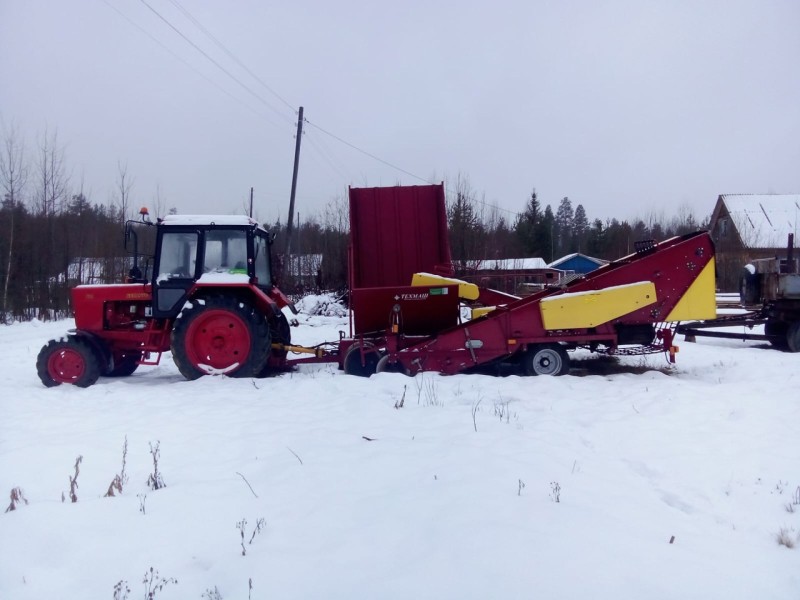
[556,256,601,274]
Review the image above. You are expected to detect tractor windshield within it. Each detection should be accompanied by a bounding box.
[203,229,248,274]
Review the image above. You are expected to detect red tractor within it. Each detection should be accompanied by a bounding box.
[37,213,294,387]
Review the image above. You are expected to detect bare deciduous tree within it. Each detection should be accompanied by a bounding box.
[34,128,69,217]
[0,121,28,320]
[115,161,134,223]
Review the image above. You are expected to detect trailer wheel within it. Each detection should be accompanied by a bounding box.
[343,342,381,377]
[765,321,789,350]
[523,344,570,376]
[171,296,270,380]
[36,337,101,388]
[787,322,800,353]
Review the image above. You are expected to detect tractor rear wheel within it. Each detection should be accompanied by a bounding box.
[37,337,101,388]
[171,296,270,380]
[343,342,381,377]
[258,313,292,377]
[522,344,570,376]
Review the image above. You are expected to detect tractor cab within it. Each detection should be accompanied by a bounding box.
[150,215,276,318]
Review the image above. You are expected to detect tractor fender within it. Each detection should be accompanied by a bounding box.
[65,329,112,371]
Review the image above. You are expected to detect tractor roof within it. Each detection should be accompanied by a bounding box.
[159,214,264,229]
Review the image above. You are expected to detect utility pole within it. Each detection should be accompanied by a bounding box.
[284,106,304,257]
[249,187,254,218]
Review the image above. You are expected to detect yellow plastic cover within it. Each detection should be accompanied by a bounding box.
[411,272,480,301]
[664,258,717,322]
[472,306,496,319]
[540,281,657,330]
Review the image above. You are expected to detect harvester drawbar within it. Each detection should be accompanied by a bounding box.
[36,184,717,387]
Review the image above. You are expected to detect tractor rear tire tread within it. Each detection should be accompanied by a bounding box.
[258,313,292,377]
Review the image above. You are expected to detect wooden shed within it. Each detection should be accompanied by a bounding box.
[708,194,799,291]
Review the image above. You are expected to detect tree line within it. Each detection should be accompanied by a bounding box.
[445,174,706,274]
[0,126,706,323]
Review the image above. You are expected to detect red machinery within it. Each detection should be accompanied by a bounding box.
[37,214,295,387]
[342,184,717,377]
[37,184,717,387]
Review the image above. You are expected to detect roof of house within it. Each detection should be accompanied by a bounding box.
[717,194,800,249]
[547,253,608,269]
[476,257,549,271]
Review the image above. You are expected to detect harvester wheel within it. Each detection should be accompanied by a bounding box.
[523,344,570,376]
[343,342,381,377]
[171,296,270,380]
[36,337,101,388]
[375,354,410,375]
[787,322,800,353]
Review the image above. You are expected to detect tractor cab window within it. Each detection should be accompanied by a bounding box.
[253,233,271,287]
[203,229,248,274]
[157,231,199,281]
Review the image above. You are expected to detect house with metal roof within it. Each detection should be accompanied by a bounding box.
[457,257,564,296]
[708,194,800,290]
[547,253,608,274]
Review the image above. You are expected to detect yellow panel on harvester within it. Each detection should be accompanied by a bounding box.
[411,272,480,301]
[540,281,658,330]
[665,258,717,322]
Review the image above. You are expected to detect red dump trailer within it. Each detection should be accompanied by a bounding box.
[37,183,717,387]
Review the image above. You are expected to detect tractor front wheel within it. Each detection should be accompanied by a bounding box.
[37,337,102,388]
[171,296,270,380]
[522,344,570,376]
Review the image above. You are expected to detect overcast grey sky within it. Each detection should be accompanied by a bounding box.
[1,0,798,225]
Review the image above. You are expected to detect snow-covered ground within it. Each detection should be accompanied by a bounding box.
[1,302,799,599]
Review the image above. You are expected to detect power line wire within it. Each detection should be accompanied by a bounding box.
[101,0,283,129]
[111,1,525,220]
[165,0,296,113]
[304,134,353,183]
[137,0,295,126]
[303,118,431,185]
